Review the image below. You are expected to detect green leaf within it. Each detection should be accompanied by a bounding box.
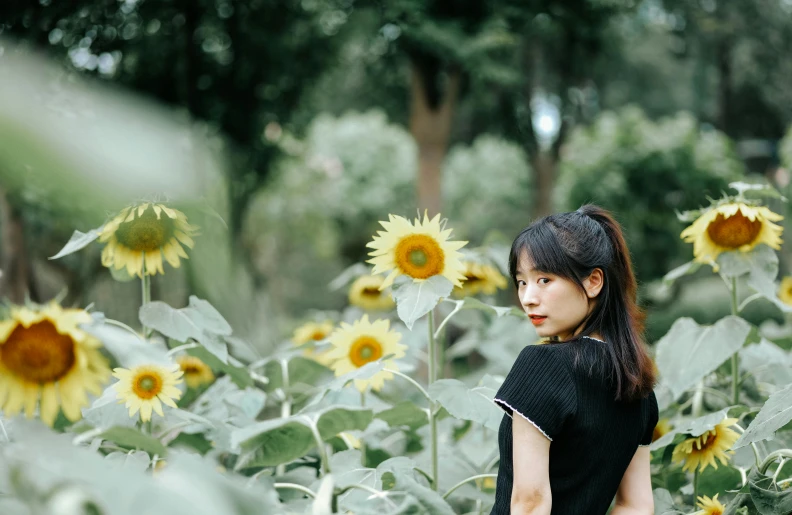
[662,259,702,287]
[391,275,454,330]
[697,465,742,498]
[377,463,455,515]
[301,360,388,410]
[186,346,252,389]
[375,402,429,430]
[315,407,373,440]
[655,316,751,400]
[231,418,316,469]
[734,383,792,449]
[99,426,167,456]
[745,246,792,313]
[428,379,503,432]
[453,297,524,317]
[329,263,372,291]
[139,297,231,363]
[49,228,101,260]
[652,488,682,515]
[650,408,734,451]
[739,340,792,387]
[749,476,792,515]
[326,450,376,489]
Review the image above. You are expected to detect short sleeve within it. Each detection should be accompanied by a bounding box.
[639,391,659,446]
[494,345,577,441]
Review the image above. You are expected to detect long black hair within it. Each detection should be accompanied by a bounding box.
[508,204,656,401]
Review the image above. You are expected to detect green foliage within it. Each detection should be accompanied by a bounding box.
[555,106,744,281]
[442,135,533,241]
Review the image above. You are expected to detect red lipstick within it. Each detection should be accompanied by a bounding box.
[528,315,547,326]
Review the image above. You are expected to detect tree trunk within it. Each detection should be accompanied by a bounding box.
[0,190,38,303]
[716,38,733,136]
[530,151,557,220]
[409,61,460,217]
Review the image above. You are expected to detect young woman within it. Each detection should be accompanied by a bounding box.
[492,204,658,515]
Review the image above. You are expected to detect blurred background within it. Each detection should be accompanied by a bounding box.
[2,0,792,355]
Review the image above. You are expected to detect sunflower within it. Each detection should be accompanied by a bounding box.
[112,364,183,422]
[779,276,792,305]
[292,321,335,366]
[348,275,395,311]
[366,212,467,289]
[672,417,740,473]
[176,355,215,389]
[325,315,406,393]
[453,261,507,298]
[680,202,783,266]
[653,418,673,442]
[99,202,199,278]
[0,302,110,426]
[694,493,725,515]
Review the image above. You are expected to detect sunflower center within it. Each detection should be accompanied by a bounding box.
[349,336,383,368]
[706,211,762,249]
[464,274,483,284]
[395,234,444,279]
[133,373,163,400]
[362,287,382,298]
[114,207,176,252]
[311,331,327,341]
[183,365,201,374]
[1,320,76,383]
[695,430,719,451]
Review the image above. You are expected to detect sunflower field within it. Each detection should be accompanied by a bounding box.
[3,2,792,514]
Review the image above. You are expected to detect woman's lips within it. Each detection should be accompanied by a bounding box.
[529,315,547,326]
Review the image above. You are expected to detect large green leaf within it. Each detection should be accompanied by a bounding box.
[734,383,792,449]
[49,228,101,260]
[85,322,171,367]
[661,259,702,287]
[739,340,792,387]
[377,462,455,515]
[451,297,524,318]
[301,360,388,410]
[139,296,232,363]
[391,275,454,330]
[376,402,429,430]
[99,426,167,456]
[315,407,373,440]
[231,418,316,469]
[652,488,682,515]
[428,379,502,431]
[655,316,751,400]
[749,476,792,515]
[650,408,734,451]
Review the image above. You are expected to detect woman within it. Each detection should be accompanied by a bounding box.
[492,204,658,515]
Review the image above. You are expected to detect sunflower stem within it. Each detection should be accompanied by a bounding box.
[383,368,432,404]
[141,253,152,339]
[360,390,367,467]
[693,468,699,503]
[427,308,439,491]
[759,449,792,474]
[276,359,292,477]
[305,416,331,475]
[442,474,498,500]
[730,277,740,405]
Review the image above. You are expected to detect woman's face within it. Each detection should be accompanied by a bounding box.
[515,250,603,341]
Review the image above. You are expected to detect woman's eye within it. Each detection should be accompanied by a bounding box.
[538,278,550,285]
[517,280,526,287]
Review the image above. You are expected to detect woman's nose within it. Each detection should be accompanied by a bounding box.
[520,286,537,306]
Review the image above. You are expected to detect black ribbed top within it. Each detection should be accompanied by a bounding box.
[491,337,658,515]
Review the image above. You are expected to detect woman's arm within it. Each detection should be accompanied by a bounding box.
[511,414,552,515]
[612,447,654,514]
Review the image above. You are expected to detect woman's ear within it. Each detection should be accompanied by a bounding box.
[584,268,604,298]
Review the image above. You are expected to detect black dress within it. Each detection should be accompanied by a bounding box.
[491,336,658,515]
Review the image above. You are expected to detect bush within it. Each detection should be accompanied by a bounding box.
[555,106,744,282]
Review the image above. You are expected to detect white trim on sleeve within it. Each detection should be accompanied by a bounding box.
[494,398,553,442]
[637,443,651,447]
